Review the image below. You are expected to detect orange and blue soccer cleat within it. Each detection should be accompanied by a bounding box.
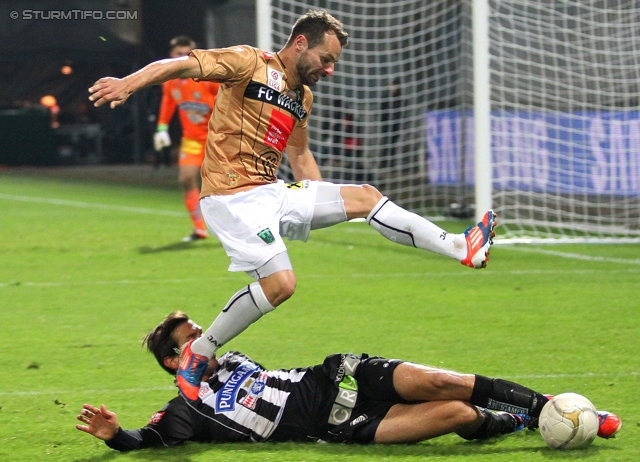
[597,411,622,439]
[461,209,497,269]
[540,395,621,439]
[176,339,209,401]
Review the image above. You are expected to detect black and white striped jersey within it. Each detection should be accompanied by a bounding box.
[104,352,402,451]
[200,350,308,440]
[105,351,309,451]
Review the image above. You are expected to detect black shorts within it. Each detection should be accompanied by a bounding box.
[315,353,408,444]
[271,353,407,444]
[348,355,408,443]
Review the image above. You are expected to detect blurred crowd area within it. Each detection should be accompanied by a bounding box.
[0,0,255,167]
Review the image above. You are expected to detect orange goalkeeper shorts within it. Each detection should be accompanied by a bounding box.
[178,138,205,167]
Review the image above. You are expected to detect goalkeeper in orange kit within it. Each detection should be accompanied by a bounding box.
[155,36,220,241]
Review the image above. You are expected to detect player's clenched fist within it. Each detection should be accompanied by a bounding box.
[88,77,131,109]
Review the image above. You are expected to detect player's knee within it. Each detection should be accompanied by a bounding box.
[361,184,384,215]
[360,184,384,205]
[278,276,297,301]
[262,271,297,306]
[342,184,384,219]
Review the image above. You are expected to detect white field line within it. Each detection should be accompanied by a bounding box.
[0,277,232,288]
[512,371,640,380]
[0,386,175,397]
[1,371,638,397]
[507,246,640,265]
[0,193,184,217]
[2,267,639,289]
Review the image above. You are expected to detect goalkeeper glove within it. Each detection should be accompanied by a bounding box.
[153,124,171,151]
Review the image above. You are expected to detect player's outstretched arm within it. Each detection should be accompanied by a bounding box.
[75,403,120,441]
[88,55,202,109]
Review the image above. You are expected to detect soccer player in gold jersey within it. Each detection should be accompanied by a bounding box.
[89,10,497,401]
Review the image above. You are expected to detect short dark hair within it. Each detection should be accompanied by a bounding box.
[169,35,196,52]
[286,10,348,49]
[143,311,190,375]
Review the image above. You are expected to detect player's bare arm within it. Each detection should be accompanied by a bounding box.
[75,403,120,441]
[286,143,322,181]
[88,55,202,109]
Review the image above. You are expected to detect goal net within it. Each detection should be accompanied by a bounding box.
[261,0,640,242]
[487,1,640,243]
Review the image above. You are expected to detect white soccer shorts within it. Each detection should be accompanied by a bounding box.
[200,180,346,272]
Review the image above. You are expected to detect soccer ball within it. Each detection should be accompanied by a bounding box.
[539,393,599,449]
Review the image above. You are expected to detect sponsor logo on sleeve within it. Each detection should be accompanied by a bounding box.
[148,411,165,424]
[198,382,212,399]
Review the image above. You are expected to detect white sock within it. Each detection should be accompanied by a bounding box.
[367,197,466,260]
[191,282,275,358]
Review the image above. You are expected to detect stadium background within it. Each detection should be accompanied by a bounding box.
[3,0,639,243]
[0,0,256,166]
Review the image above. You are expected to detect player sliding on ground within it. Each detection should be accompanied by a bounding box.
[88,9,497,402]
[75,311,621,450]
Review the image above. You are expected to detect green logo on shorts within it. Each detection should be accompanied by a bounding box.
[257,228,275,244]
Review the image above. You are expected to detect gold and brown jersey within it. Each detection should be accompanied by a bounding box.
[190,46,313,197]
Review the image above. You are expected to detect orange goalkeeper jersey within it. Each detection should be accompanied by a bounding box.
[158,78,220,142]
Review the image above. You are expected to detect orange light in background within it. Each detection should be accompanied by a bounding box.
[61,65,73,75]
[40,95,60,128]
[40,95,57,107]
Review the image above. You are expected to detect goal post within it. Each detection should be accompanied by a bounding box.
[472,0,492,223]
[256,0,273,51]
[260,0,640,243]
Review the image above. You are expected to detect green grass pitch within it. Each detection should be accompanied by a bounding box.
[0,172,638,461]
